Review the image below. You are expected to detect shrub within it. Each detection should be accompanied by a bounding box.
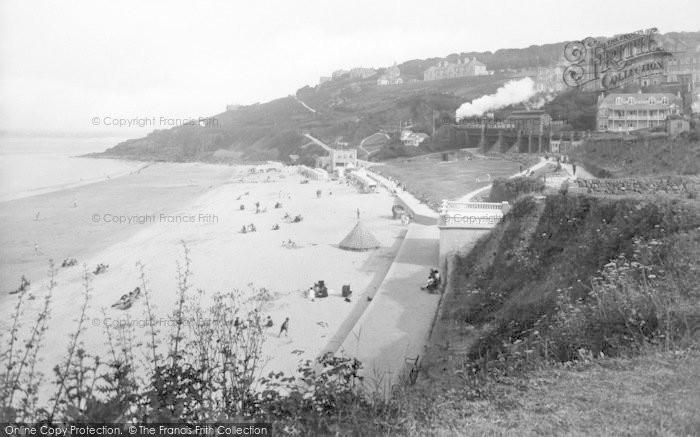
[488,176,545,202]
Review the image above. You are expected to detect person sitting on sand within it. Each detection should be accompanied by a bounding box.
[241,225,247,234]
[279,317,289,337]
[249,223,256,232]
[265,316,274,328]
[283,212,290,220]
[272,223,280,230]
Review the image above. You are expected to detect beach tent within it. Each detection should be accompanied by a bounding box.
[339,221,381,251]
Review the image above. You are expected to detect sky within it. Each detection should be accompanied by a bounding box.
[1,0,699,135]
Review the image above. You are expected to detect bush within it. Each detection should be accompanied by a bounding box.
[488,176,545,202]
[450,195,700,369]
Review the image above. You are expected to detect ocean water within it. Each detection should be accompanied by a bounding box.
[0,136,144,201]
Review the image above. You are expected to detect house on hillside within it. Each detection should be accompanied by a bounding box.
[664,45,700,89]
[350,67,377,80]
[597,92,682,132]
[332,69,349,79]
[423,57,487,81]
[377,63,403,86]
[226,104,241,111]
[400,129,430,147]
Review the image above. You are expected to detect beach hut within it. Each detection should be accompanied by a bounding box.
[338,221,381,251]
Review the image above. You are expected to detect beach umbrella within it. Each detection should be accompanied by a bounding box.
[339,221,381,251]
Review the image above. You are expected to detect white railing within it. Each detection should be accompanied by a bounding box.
[441,200,508,213]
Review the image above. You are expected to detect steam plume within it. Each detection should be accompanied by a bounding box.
[456,77,536,119]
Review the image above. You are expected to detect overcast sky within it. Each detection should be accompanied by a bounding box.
[1,0,698,135]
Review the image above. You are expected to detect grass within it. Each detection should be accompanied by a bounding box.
[372,154,520,208]
[401,350,700,436]
[572,132,700,178]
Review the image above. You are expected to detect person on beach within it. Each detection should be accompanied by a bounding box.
[265,316,274,329]
[35,212,40,221]
[279,317,289,337]
[73,199,78,208]
[34,243,38,253]
[356,208,360,220]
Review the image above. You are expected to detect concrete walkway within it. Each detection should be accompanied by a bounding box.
[365,170,438,225]
[337,221,440,396]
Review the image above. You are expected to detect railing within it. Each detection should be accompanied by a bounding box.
[441,200,507,213]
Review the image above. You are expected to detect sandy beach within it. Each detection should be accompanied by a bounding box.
[0,162,404,398]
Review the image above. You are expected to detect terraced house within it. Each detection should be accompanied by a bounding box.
[423,57,487,81]
[596,92,682,132]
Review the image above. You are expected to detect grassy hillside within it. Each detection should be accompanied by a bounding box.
[99,75,509,164]
[572,129,700,177]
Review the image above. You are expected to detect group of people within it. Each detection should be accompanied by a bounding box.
[283,213,302,223]
[241,223,257,233]
[421,268,441,293]
[93,263,109,275]
[61,258,77,268]
[263,315,291,337]
[307,280,328,300]
[282,239,298,249]
[234,314,289,337]
[111,287,141,310]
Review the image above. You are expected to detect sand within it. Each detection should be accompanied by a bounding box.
[0,163,404,399]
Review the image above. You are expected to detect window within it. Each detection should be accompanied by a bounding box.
[628,97,635,104]
[661,96,668,105]
[649,97,655,104]
[615,97,622,104]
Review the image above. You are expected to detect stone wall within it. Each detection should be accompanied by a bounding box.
[574,176,699,197]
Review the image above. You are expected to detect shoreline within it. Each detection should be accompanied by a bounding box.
[0,160,152,203]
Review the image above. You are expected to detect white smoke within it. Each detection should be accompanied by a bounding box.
[456,77,536,119]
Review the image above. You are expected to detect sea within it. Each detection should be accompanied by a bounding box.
[0,136,144,202]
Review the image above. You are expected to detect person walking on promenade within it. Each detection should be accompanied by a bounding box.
[279,317,289,337]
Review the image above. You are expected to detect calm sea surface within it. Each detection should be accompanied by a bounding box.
[0,136,143,201]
